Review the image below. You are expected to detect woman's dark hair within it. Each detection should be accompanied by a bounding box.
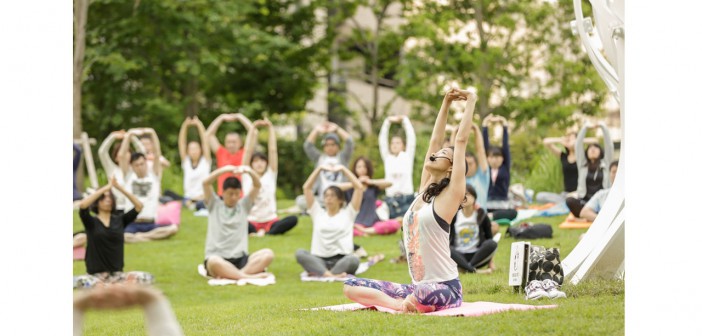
[250,152,268,166]
[585,143,604,170]
[422,146,467,207]
[324,186,346,206]
[188,140,203,150]
[130,152,146,163]
[391,134,405,146]
[352,156,374,178]
[465,151,476,160]
[487,146,503,157]
[90,190,116,214]
[465,184,477,200]
[111,143,121,161]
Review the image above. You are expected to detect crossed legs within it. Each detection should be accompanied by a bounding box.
[125,225,179,243]
[205,249,274,280]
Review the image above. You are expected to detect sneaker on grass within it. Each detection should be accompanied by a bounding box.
[541,279,567,299]
[524,280,548,300]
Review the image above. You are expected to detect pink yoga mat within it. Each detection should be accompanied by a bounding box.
[309,301,557,317]
[73,247,86,260]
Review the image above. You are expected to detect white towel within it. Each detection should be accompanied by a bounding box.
[197,264,276,286]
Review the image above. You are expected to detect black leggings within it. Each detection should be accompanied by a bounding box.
[247,216,298,235]
[450,240,498,272]
[566,197,588,218]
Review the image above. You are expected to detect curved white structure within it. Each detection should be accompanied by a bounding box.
[562,0,625,284]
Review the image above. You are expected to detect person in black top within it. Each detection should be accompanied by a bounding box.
[537,130,599,203]
[482,115,512,211]
[74,177,153,288]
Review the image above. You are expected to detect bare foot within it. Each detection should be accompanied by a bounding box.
[247,272,271,279]
[368,254,385,265]
[402,298,418,313]
[401,294,435,313]
[390,255,406,264]
[256,229,266,237]
[354,247,368,259]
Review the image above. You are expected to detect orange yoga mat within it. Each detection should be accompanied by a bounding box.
[558,214,593,229]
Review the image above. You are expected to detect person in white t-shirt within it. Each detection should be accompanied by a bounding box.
[177,116,212,211]
[344,87,478,313]
[295,164,364,278]
[449,184,498,274]
[379,115,416,222]
[241,118,298,236]
[120,129,178,243]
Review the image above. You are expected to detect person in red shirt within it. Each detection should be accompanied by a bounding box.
[206,113,253,195]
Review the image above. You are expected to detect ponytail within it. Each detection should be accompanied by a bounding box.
[422,177,467,210]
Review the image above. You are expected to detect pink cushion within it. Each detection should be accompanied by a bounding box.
[155,201,182,226]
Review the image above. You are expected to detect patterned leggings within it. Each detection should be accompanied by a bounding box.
[344,277,462,311]
[73,271,154,289]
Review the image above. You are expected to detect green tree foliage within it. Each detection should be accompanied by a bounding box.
[81,0,325,153]
[335,0,410,136]
[394,0,608,128]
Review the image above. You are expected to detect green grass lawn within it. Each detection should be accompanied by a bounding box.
[73,200,624,335]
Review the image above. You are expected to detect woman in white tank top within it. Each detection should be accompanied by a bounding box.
[178,116,212,209]
[343,87,479,313]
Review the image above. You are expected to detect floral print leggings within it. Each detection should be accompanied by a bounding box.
[73,271,154,289]
[344,277,462,311]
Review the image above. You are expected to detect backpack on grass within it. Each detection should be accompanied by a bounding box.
[506,223,553,239]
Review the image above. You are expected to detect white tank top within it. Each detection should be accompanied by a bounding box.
[182,156,211,199]
[402,194,458,284]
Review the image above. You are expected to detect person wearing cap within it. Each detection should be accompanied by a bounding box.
[299,121,355,208]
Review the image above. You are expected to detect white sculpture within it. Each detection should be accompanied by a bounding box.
[562,0,625,284]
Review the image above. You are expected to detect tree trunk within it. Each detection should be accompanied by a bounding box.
[370,27,379,135]
[74,0,89,192]
[326,2,347,129]
[185,75,199,118]
[474,0,491,119]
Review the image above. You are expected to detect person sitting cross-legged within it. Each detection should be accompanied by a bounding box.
[579,160,619,222]
[202,165,274,280]
[73,177,154,288]
[449,184,498,274]
[119,129,178,243]
[241,118,298,236]
[295,164,364,279]
[338,156,400,237]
